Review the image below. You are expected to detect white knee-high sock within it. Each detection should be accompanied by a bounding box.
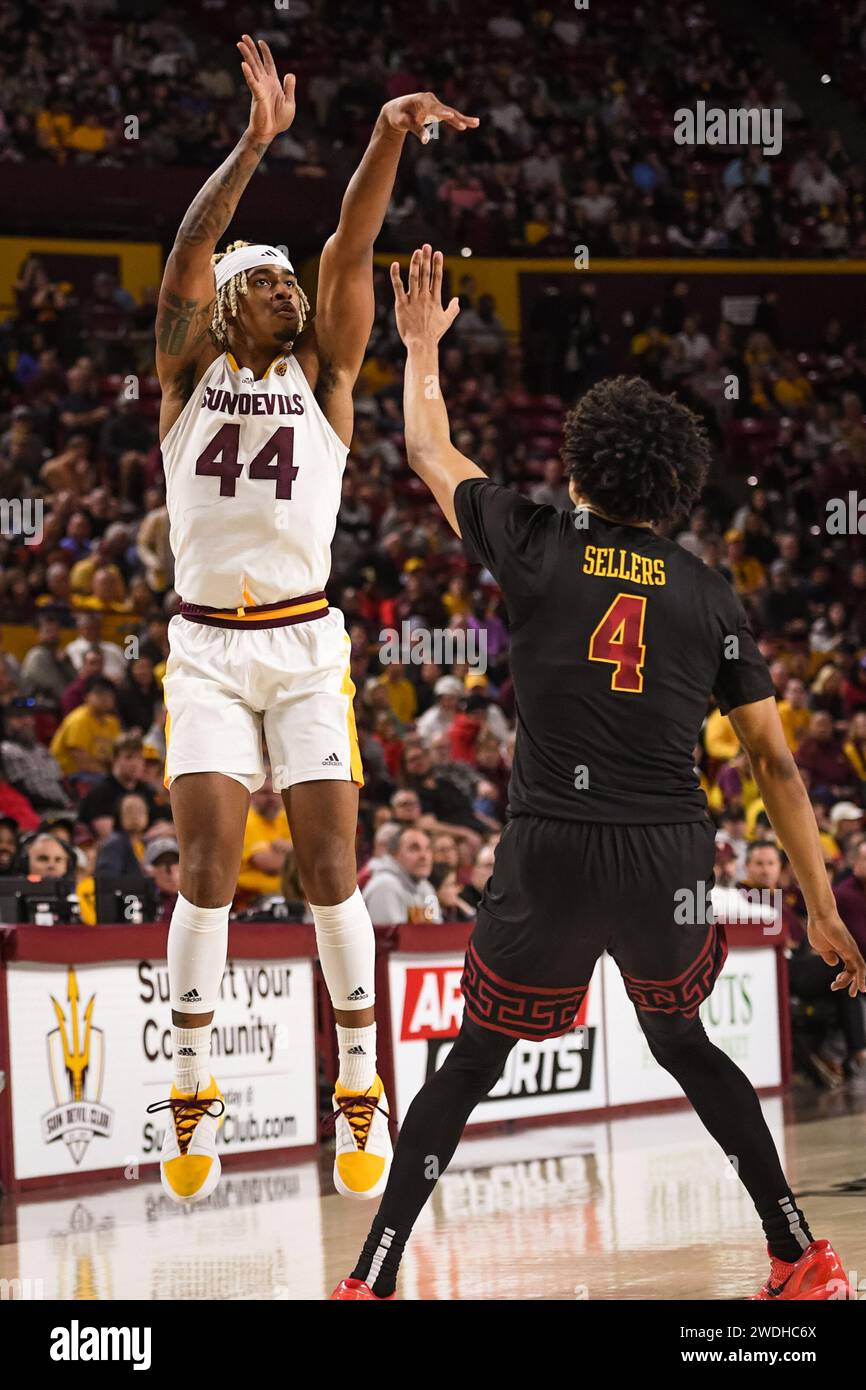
[310,887,376,1089]
[168,892,230,1092]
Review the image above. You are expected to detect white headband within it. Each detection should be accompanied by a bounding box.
[214,243,294,291]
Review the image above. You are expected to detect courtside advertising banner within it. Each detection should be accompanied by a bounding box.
[603,945,781,1107]
[388,951,607,1125]
[6,956,317,1182]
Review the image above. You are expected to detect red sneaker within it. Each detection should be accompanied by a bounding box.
[330,1277,395,1301]
[752,1240,854,1300]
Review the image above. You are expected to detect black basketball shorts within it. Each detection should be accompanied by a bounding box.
[461,815,726,1041]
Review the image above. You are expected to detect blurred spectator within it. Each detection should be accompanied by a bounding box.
[416,675,463,741]
[795,711,858,802]
[529,457,571,510]
[429,861,475,921]
[60,647,105,716]
[24,831,72,879]
[94,792,149,879]
[116,655,161,732]
[1,695,70,811]
[0,816,19,875]
[362,825,441,924]
[78,733,157,836]
[143,834,180,922]
[0,752,40,832]
[20,612,75,702]
[64,611,127,681]
[777,678,810,752]
[49,677,120,777]
[237,782,292,897]
[460,841,497,911]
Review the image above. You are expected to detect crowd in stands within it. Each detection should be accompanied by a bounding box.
[2,0,866,256]
[4,0,866,1085]
[2,236,866,1083]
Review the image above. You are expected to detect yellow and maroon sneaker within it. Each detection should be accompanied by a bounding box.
[147,1077,225,1204]
[331,1074,392,1200]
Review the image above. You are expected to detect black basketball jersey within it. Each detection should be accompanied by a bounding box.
[454,478,774,824]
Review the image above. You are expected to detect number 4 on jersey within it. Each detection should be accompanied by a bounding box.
[195,423,298,499]
[588,592,647,693]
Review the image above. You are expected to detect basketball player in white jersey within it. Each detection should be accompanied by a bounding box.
[147,34,478,1204]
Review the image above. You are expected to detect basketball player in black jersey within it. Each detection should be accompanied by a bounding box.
[332,246,866,1302]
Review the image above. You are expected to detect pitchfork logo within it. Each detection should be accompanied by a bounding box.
[42,967,114,1165]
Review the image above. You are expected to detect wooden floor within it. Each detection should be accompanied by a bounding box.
[2,1081,864,1300]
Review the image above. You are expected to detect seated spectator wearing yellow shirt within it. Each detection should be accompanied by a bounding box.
[704,707,739,761]
[724,529,766,597]
[777,677,811,751]
[36,106,73,151]
[630,326,670,358]
[65,114,107,155]
[69,561,128,611]
[237,783,293,896]
[73,567,132,615]
[376,663,417,725]
[524,212,551,247]
[773,355,812,413]
[442,574,472,619]
[50,678,121,775]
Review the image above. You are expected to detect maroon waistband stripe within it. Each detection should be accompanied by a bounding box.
[179,591,329,630]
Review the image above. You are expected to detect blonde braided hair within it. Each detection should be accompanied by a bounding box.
[210,239,310,345]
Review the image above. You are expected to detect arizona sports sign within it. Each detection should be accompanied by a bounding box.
[387,952,607,1126]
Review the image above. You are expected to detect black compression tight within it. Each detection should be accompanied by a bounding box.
[352,1011,811,1297]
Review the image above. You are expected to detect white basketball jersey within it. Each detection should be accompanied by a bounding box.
[162,352,348,608]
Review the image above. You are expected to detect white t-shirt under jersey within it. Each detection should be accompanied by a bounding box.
[162,351,348,608]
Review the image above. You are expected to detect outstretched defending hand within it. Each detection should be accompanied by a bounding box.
[238,33,296,144]
[381,92,479,143]
[807,910,866,997]
[390,244,460,348]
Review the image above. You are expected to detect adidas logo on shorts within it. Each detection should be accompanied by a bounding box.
[347,1045,366,1055]
[176,1047,196,1056]
[180,988,201,1003]
[321,751,341,766]
[347,986,368,1001]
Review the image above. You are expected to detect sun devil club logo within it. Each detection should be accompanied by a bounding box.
[42,966,114,1164]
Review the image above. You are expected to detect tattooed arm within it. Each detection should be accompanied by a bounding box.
[156,35,296,439]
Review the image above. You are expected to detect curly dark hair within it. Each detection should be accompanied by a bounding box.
[561,375,711,524]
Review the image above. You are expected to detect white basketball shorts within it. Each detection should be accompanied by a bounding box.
[163,596,363,793]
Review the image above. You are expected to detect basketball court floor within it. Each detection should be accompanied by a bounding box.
[2,1081,864,1301]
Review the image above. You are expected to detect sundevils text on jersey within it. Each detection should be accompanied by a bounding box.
[162,351,348,608]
